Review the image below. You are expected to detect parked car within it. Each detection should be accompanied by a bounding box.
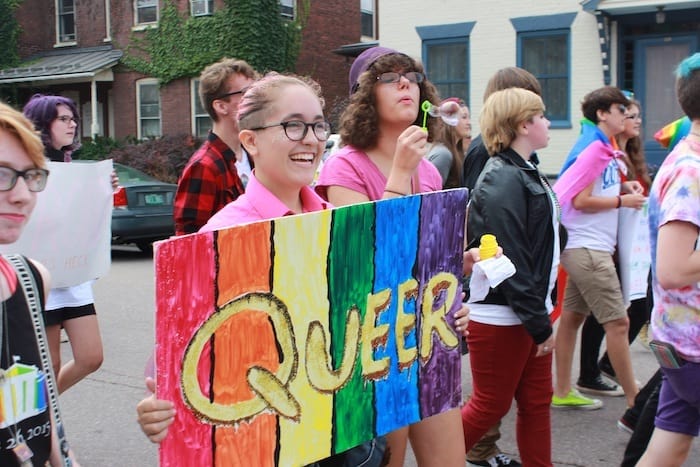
[111,162,176,252]
[323,133,341,161]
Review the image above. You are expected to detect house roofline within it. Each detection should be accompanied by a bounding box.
[332,41,380,57]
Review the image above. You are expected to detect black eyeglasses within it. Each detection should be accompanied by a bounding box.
[376,72,425,85]
[55,115,78,124]
[213,86,250,101]
[250,120,331,142]
[0,167,50,192]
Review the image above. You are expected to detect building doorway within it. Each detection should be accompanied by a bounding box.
[633,35,697,166]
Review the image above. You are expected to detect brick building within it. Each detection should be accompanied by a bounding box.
[0,1,378,141]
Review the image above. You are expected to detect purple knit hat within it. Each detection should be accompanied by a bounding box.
[349,46,405,95]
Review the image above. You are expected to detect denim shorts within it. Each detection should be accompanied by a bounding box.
[656,361,700,436]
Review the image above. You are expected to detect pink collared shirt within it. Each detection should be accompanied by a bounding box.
[200,172,332,232]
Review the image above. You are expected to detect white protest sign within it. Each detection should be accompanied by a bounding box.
[617,203,651,306]
[0,160,113,287]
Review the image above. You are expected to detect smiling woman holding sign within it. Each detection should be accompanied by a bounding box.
[137,73,393,466]
[23,94,105,394]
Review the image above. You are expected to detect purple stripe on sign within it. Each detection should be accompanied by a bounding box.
[416,189,467,417]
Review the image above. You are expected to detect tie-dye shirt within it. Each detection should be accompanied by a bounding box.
[648,138,700,362]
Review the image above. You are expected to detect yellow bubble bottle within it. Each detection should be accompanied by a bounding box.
[479,234,498,260]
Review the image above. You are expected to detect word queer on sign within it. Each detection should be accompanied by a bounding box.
[155,189,468,467]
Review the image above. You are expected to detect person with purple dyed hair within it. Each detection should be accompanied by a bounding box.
[23,93,105,395]
[22,93,81,161]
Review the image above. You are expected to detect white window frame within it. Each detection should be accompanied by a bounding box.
[134,0,159,26]
[55,0,77,45]
[137,79,162,140]
[191,79,212,138]
[280,0,294,19]
[190,0,213,17]
[360,0,375,39]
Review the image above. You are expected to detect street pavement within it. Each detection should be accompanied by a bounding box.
[58,246,699,466]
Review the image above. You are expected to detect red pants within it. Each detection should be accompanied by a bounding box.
[461,321,553,466]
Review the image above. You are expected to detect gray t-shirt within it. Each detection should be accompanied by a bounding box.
[426,143,453,188]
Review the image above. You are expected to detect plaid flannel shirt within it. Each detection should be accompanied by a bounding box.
[174,132,245,235]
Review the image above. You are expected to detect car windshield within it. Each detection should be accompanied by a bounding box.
[114,164,159,183]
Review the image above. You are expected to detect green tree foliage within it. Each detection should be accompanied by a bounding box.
[123,0,308,85]
[0,0,22,69]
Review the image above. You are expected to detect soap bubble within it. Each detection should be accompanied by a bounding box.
[422,100,462,126]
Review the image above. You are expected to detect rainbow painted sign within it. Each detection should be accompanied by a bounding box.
[154,189,467,467]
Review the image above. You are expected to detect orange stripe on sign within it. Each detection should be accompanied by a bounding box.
[213,223,278,467]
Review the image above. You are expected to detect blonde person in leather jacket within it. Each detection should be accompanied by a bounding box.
[461,88,562,467]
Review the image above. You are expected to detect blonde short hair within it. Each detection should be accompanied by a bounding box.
[480,88,544,155]
[0,102,46,168]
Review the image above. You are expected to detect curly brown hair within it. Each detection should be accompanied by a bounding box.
[339,53,441,150]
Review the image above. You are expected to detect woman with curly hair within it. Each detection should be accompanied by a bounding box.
[316,47,465,467]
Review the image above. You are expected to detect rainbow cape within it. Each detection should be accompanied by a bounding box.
[551,120,619,323]
[654,116,690,150]
[553,119,619,206]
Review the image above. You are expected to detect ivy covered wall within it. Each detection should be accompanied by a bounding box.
[0,0,21,69]
[122,0,308,85]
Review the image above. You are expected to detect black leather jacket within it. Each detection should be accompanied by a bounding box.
[467,148,564,344]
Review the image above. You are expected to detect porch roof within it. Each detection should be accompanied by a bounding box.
[0,46,123,85]
[332,41,379,58]
[582,0,700,15]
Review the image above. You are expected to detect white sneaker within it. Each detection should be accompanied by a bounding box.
[466,453,522,467]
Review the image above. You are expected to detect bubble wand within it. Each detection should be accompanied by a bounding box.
[421,100,463,131]
[421,100,432,131]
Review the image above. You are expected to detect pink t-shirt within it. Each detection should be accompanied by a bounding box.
[315,145,443,200]
[200,172,331,232]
